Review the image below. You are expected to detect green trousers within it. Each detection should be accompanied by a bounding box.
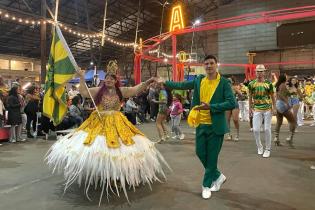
[196,124,224,187]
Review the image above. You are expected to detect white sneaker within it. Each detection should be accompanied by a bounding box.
[262,150,270,158]
[286,136,292,141]
[210,174,226,192]
[234,135,239,141]
[250,128,253,132]
[179,134,185,140]
[257,147,264,155]
[172,135,179,139]
[202,186,211,199]
[310,123,315,127]
[17,138,26,142]
[226,133,232,140]
[10,139,16,143]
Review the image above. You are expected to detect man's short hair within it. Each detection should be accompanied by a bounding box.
[204,55,218,63]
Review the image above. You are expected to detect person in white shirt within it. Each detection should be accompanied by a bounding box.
[93,74,101,87]
[125,97,138,125]
[68,85,79,100]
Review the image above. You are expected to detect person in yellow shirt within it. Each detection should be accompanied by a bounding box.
[304,81,314,97]
[159,55,236,199]
[304,80,315,117]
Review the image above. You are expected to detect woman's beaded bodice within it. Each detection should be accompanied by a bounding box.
[99,92,121,111]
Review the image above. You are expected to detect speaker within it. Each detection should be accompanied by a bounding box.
[277,20,315,47]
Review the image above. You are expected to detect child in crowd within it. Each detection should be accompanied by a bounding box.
[170,94,184,140]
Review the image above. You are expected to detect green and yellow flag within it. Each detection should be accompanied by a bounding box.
[43,25,79,126]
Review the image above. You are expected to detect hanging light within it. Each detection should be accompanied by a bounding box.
[0,10,136,48]
[193,19,201,26]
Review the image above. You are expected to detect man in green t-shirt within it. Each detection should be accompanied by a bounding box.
[248,64,276,158]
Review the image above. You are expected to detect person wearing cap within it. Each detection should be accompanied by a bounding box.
[158,54,236,199]
[248,64,276,158]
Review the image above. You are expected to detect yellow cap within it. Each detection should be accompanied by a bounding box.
[187,107,201,128]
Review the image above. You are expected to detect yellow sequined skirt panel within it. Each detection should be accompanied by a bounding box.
[77,111,144,148]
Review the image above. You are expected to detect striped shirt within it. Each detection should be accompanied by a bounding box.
[248,79,274,111]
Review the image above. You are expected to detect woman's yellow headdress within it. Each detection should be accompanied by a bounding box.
[107,60,118,75]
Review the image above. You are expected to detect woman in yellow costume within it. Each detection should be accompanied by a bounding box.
[46,61,169,204]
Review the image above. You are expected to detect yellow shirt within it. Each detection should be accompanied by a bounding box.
[199,73,221,124]
[305,84,314,97]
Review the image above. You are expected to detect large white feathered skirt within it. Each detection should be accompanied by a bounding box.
[45,111,169,204]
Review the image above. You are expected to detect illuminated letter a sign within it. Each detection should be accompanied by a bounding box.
[169,5,185,32]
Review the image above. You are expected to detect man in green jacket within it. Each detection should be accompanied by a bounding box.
[158,55,236,199]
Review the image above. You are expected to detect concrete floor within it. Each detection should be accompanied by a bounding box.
[0,120,315,210]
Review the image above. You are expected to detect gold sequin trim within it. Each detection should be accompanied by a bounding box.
[78,111,144,148]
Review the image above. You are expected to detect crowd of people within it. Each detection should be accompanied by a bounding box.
[0,79,95,146]
[225,69,315,151]
[1,68,315,150]
[1,56,315,202]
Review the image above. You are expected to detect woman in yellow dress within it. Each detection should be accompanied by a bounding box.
[46,61,169,204]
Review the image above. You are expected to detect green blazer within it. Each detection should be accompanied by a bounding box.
[165,74,236,135]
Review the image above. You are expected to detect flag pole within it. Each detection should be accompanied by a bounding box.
[101,0,108,47]
[54,0,59,22]
[81,80,102,120]
[53,0,103,120]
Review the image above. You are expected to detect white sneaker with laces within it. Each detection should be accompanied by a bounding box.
[202,186,211,199]
[172,135,178,139]
[262,150,270,158]
[234,135,239,141]
[179,134,185,140]
[257,147,264,155]
[10,139,16,143]
[210,174,226,192]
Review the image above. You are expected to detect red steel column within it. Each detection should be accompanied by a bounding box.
[172,34,177,81]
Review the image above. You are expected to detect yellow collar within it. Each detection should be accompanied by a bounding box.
[205,73,221,81]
